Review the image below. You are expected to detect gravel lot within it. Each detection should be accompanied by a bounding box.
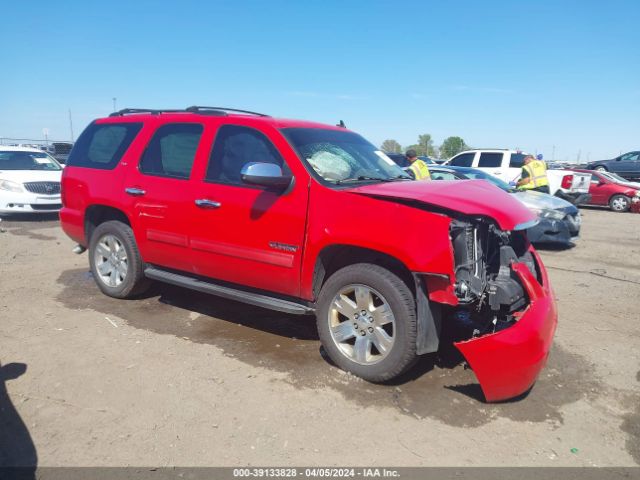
[0,208,638,467]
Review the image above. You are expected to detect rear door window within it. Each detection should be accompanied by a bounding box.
[139,124,203,179]
[67,122,143,169]
[449,152,475,167]
[478,152,503,168]
[509,153,527,168]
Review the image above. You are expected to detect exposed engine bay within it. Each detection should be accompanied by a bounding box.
[449,217,538,338]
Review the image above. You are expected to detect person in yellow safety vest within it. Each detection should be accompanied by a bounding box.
[406,149,431,180]
[516,154,550,193]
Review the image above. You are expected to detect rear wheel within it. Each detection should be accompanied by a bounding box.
[89,220,150,298]
[609,194,630,212]
[316,263,417,382]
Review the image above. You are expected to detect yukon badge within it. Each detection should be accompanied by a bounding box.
[269,241,299,253]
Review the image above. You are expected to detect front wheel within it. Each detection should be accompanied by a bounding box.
[89,220,150,298]
[609,194,630,212]
[316,263,418,382]
[595,166,608,172]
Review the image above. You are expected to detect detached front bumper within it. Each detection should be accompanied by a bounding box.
[454,250,557,402]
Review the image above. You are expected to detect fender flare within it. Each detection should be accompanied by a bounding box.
[414,274,442,355]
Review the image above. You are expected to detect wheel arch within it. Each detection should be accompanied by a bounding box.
[311,244,415,302]
[85,204,132,244]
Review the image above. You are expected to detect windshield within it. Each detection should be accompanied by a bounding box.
[0,151,62,171]
[281,128,410,184]
[457,168,512,191]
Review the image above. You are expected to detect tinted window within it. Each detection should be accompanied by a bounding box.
[449,153,474,167]
[509,153,527,168]
[478,152,503,168]
[139,124,203,179]
[206,125,289,185]
[67,122,142,169]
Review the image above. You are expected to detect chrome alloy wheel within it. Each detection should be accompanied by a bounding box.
[611,196,630,211]
[94,234,128,287]
[328,284,395,365]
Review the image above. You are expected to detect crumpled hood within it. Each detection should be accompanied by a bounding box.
[346,179,536,231]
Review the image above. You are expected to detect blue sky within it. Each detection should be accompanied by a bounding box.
[1,0,638,161]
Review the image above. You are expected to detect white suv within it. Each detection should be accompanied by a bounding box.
[446,149,592,205]
[0,146,63,214]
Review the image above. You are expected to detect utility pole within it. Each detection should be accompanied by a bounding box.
[552,145,556,161]
[112,97,117,113]
[68,109,74,142]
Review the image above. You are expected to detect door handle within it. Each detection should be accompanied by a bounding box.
[125,187,146,196]
[195,199,222,209]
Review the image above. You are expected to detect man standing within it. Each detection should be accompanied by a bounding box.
[516,154,550,193]
[406,149,431,180]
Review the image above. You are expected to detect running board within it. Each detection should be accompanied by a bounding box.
[144,266,314,315]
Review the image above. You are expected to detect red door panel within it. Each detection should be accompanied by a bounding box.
[123,121,206,273]
[187,123,309,297]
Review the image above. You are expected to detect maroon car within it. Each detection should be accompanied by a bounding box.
[573,169,640,212]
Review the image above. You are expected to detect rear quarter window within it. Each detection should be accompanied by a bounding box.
[478,152,503,168]
[66,122,143,169]
[449,152,475,167]
[509,153,527,168]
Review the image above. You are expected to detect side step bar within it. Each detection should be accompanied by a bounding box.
[144,266,315,315]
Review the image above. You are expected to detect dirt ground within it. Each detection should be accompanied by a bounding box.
[0,207,638,467]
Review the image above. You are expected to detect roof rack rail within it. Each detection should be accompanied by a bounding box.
[109,108,185,117]
[108,107,271,118]
[185,106,270,117]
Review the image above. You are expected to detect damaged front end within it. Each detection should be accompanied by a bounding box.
[447,217,557,402]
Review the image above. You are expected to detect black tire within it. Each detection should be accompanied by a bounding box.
[88,220,150,299]
[316,263,418,382]
[609,194,631,212]
[594,165,608,172]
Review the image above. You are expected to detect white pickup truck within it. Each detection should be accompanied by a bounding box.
[446,149,592,205]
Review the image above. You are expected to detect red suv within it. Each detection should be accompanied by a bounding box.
[60,106,557,401]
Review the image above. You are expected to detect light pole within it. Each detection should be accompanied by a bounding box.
[68,109,74,142]
[112,97,117,113]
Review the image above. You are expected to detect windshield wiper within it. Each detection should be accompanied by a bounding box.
[335,175,411,185]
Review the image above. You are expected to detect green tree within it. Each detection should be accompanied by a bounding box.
[406,133,438,157]
[440,136,468,159]
[380,139,402,153]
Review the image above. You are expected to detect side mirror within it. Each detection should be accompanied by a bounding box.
[241,162,292,189]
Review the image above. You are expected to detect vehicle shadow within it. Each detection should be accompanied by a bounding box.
[532,242,576,251]
[151,281,320,341]
[0,361,37,478]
